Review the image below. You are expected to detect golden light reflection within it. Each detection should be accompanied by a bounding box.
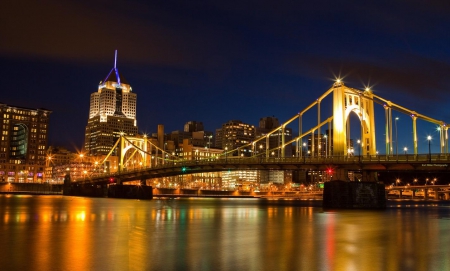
[0,196,449,271]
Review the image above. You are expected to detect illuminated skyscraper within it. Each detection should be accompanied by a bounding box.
[84,51,138,156]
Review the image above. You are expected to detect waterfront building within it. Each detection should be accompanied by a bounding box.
[150,138,223,189]
[0,103,51,182]
[44,146,118,183]
[84,52,138,156]
[221,170,259,191]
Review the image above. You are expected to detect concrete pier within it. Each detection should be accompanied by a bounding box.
[323,180,386,209]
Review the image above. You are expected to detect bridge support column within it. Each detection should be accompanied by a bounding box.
[62,173,72,195]
[140,178,147,186]
[323,181,386,209]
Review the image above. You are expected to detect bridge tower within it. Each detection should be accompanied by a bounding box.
[332,81,376,156]
[118,134,148,173]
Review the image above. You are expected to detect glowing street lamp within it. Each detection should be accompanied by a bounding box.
[324,134,328,158]
[404,147,408,155]
[427,136,432,162]
[395,117,399,157]
[357,139,361,157]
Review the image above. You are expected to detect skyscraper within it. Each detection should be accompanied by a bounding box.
[84,51,138,156]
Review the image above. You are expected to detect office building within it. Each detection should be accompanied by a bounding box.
[0,103,51,182]
[216,120,255,156]
[84,52,138,155]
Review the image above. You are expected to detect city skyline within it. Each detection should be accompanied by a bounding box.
[2,1,450,153]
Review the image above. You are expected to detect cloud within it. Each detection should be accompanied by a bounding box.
[1,0,245,72]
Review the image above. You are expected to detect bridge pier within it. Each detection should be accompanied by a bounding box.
[140,178,147,186]
[108,184,152,199]
[323,181,386,209]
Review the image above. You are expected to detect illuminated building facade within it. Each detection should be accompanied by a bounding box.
[84,52,138,156]
[256,116,293,157]
[216,120,255,156]
[0,103,51,182]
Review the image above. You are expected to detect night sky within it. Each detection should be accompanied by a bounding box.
[2,0,450,154]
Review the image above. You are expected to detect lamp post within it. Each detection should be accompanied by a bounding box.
[225,146,228,162]
[357,139,361,156]
[395,117,399,158]
[404,147,407,155]
[324,134,328,158]
[206,135,212,153]
[427,136,432,162]
[303,142,306,163]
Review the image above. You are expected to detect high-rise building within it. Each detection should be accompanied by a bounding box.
[256,116,293,157]
[0,103,51,182]
[216,120,255,156]
[184,121,204,133]
[84,52,138,156]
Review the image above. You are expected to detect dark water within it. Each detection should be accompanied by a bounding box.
[1,195,450,271]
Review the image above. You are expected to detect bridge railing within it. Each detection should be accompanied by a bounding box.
[76,153,450,182]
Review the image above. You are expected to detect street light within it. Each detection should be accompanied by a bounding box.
[404,147,408,155]
[427,135,432,162]
[394,117,399,158]
[357,139,361,156]
[324,134,328,158]
[225,147,228,162]
[303,142,307,162]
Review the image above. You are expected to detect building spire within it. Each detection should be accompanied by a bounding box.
[114,50,118,69]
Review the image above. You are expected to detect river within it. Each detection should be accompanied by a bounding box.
[0,195,449,271]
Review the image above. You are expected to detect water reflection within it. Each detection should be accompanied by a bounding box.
[0,195,449,271]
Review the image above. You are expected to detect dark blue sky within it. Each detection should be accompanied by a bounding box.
[1,0,450,153]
